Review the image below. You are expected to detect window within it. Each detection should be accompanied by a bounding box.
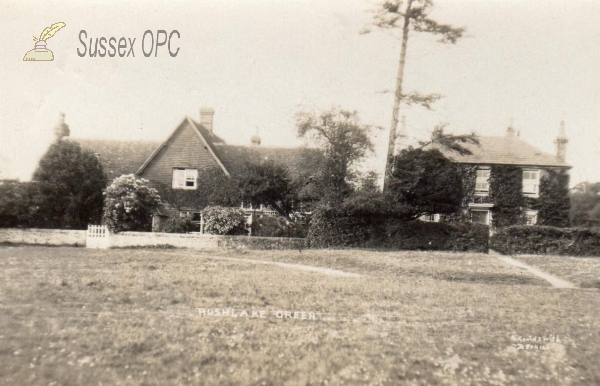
[522,170,540,196]
[471,209,490,225]
[475,167,490,195]
[172,168,198,190]
[524,210,538,225]
[420,214,440,222]
[180,211,201,223]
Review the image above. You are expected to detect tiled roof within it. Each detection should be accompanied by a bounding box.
[190,119,226,144]
[73,138,161,180]
[213,144,320,176]
[430,136,570,168]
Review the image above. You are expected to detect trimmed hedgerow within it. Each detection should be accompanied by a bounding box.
[490,225,600,256]
[307,207,489,252]
[250,215,309,238]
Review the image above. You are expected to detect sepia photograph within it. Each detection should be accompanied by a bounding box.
[1,0,599,384]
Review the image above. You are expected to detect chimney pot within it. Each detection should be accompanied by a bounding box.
[54,112,70,140]
[506,120,516,138]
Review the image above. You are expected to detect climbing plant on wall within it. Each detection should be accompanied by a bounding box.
[532,169,570,227]
[489,165,525,228]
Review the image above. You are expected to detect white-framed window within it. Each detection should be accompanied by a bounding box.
[524,210,538,225]
[180,211,201,223]
[172,168,198,190]
[523,170,540,196]
[419,214,440,222]
[471,209,490,225]
[475,167,490,195]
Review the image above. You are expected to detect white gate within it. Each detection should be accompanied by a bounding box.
[86,225,110,249]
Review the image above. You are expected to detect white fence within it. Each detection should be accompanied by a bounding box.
[86,225,110,249]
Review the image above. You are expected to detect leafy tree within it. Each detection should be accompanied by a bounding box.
[31,140,106,229]
[295,108,377,201]
[388,147,463,218]
[362,0,466,190]
[570,181,600,227]
[0,180,34,227]
[236,159,294,218]
[103,174,161,233]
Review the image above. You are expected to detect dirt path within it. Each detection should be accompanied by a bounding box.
[205,255,362,278]
[497,256,576,289]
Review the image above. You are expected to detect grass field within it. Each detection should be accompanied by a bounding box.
[516,254,600,289]
[0,246,599,385]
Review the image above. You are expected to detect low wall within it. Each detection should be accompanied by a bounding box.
[0,227,305,250]
[111,231,305,250]
[0,228,86,246]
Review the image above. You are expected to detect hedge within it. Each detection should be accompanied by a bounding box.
[307,209,489,253]
[490,225,600,256]
[250,215,309,238]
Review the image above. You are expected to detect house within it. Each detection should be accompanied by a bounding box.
[426,122,571,227]
[62,108,317,228]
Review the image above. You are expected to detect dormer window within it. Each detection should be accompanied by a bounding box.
[523,170,540,196]
[475,167,490,195]
[172,168,198,190]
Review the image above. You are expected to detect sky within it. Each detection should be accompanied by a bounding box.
[1,0,599,186]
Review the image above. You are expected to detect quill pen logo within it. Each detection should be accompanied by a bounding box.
[23,22,66,61]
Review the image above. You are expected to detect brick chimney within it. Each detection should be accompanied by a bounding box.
[199,108,215,134]
[54,112,70,140]
[554,121,568,161]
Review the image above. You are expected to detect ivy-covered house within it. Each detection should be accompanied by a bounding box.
[429,122,571,228]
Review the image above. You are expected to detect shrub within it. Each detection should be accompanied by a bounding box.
[161,214,195,234]
[201,206,247,235]
[307,207,489,252]
[103,175,161,233]
[490,225,600,256]
[250,215,309,238]
[0,180,34,228]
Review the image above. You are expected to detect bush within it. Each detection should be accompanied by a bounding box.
[161,214,195,234]
[201,206,247,235]
[250,215,309,238]
[307,207,489,253]
[103,175,161,233]
[490,225,600,256]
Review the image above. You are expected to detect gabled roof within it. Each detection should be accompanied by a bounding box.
[74,115,321,182]
[135,117,230,177]
[73,138,160,180]
[430,136,570,168]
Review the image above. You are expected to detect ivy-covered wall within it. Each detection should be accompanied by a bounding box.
[529,169,570,227]
[489,165,526,228]
[442,164,570,228]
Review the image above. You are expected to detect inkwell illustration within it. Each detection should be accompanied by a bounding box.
[23,22,66,61]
